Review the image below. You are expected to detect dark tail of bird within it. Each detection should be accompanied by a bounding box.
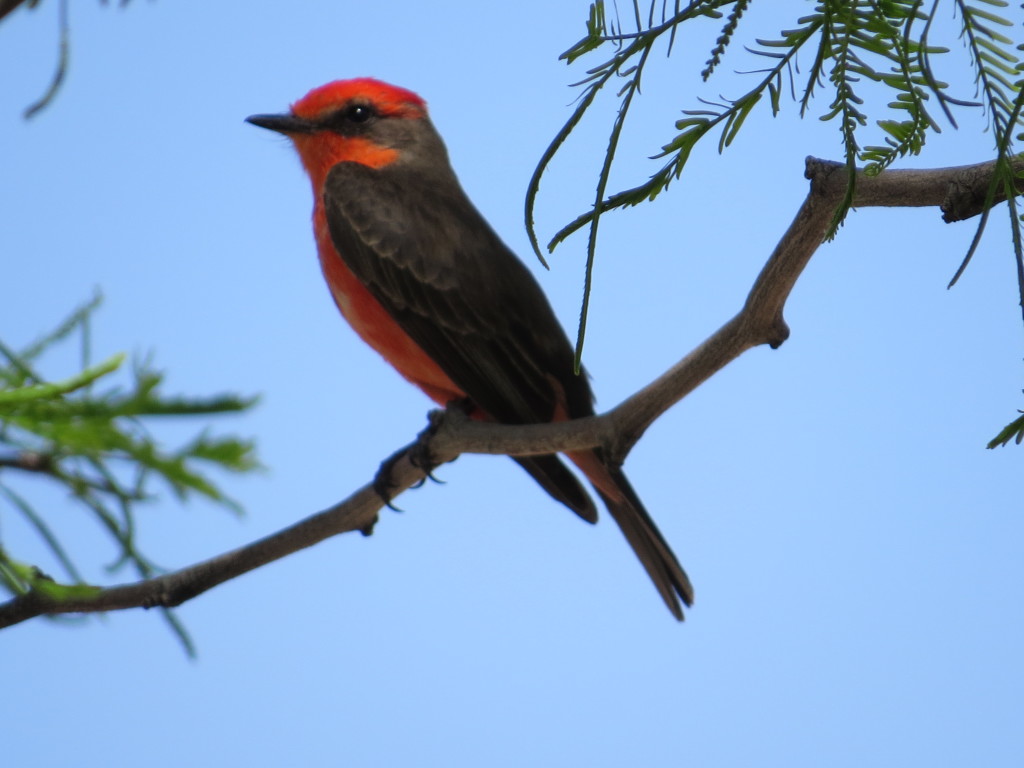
[590,462,693,620]
[519,451,693,620]
[514,455,598,523]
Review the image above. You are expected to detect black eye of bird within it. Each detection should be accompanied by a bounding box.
[345,104,374,123]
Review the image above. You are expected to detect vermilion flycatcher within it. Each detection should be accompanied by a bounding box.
[247,78,693,618]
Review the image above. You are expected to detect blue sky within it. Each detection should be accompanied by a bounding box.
[2,2,1022,766]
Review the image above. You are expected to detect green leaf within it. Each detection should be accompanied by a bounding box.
[988,412,1024,448]
[0,353,124,406]
[1,296,261,654]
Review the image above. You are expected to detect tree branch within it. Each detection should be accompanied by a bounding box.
[0,451,54,474]
[0,155,1011,631]
[0,0,29,23]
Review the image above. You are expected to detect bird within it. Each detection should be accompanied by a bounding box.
[247,78,693,618]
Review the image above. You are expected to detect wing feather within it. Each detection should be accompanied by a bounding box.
[322,160,593,425]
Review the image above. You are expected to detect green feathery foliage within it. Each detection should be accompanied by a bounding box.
[0,294,259,654]
[526,0,1024,442]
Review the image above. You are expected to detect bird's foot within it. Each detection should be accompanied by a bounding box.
[372,401,469,513]
[373,445,411,513]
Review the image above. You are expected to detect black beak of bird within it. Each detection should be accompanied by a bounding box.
[245,113,316,135]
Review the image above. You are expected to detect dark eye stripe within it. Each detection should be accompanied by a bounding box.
[321,102,378,134]
[346,104,374,123]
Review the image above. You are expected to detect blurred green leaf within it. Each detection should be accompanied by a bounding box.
[0,295,260,653]
[988,411,1024,448]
